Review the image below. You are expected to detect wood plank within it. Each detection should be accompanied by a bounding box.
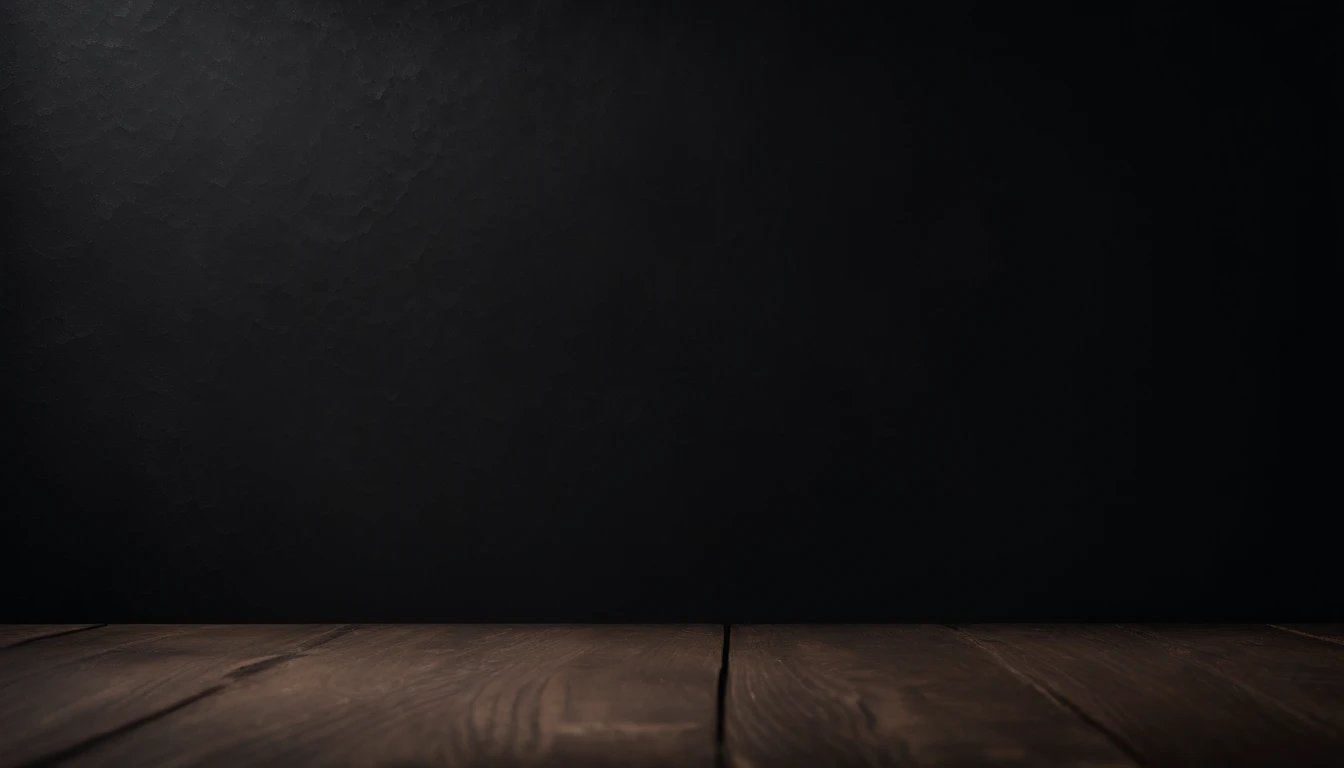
[0,625,102,649]
[58,624,723,768]
[0,624,347,768]
[1272,624,1344,646]
[1137,625,1344,729]
[957,624,1344,768]
[0,625,200,687]
[724,625,1138,768]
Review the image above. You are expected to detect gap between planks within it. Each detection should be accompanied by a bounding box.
[1269,624,1344,647]
[943,624,1148,766]
[715,623,731,768]
[0,625,108,650]
[11,625,359,768]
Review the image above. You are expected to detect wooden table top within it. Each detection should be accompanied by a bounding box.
[1,624,1341,767]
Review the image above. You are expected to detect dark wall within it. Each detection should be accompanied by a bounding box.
[2,2,1335,621]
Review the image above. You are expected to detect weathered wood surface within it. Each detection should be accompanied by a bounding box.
[0,624,346,768]
[4,624,1342,768]
[45,625,723,768]
[0,625,102,649]
[955,624,1344,767]
[724,625,1137,767]
[1273,624,1344,646]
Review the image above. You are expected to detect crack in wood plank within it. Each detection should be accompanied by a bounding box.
[945,625,1150,767]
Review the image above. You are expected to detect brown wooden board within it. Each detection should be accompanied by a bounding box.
[0,625,198,688]
[723,625,1137,768]
[8,623,1341,768]
[1137,624,1344,732]
[54,625,723,768]
[0,624,346,768]
[0,625,103,649]
[1272,624,1344,646]
[955,624,1344,768]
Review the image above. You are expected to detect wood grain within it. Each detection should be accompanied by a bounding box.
[0,625,103,649]
[955,624,1344,768]
[1137,625,1344,729]
[0,625,198,688]
[1273,624,1344,646]
[7,623,1340,768]
[0,624,347,768]
[724,625,1137,768]
[56,624,723,768]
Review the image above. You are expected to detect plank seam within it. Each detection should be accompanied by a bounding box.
[0,628,199,690]
[1120,624,1340,735]
[715,623,731,768]
[14,685,229,768]
[943,625,1148,768]
[1,625,108,650]
[1268,624,1344,648]
[226,624,362,680]
[12,624,360,768]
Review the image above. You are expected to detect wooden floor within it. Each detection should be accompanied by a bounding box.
[0,625,1341,767]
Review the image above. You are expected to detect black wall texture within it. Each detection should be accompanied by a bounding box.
[1,2,1336,621]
